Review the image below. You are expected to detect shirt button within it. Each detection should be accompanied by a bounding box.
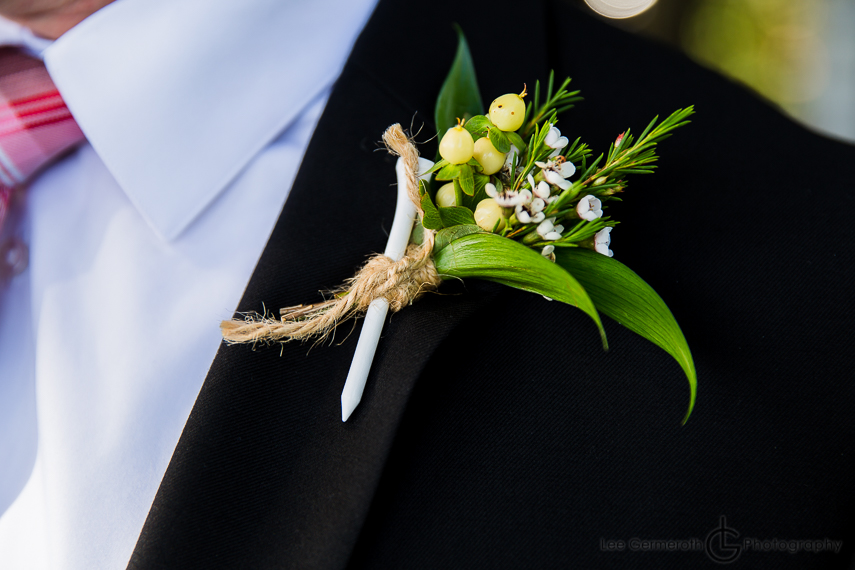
[1,238,28,280]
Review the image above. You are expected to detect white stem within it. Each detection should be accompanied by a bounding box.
[341,156,434,421]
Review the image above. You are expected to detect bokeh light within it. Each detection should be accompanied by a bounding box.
[584,0,657,19]
[576,0,854,141]
[681,0,830,109]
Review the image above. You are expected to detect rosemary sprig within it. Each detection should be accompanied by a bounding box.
[521,71,582,139]
[546,106,695,215]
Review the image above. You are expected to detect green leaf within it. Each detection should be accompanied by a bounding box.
[488,127,511,153]
[436,163,463,181]
[433,233,606,347]
[554,248,697,424]
[505,130,527,151]
[420,191,443,230]
[433,224,483,254]
[458,164,474,195]
[434,25,484,136]
[439,206,477,228]
[463,115,493,140]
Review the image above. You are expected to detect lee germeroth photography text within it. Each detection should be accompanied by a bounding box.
[599,516,843,564]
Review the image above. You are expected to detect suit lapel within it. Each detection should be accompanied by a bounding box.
[129,0,547,567]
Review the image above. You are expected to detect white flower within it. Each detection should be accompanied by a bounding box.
[544,124,569,150]
[514,192,545,224]
[515,206,545,224]
[534,159,575,178]
[516,208,542,224]
[485,182,527,207]
[594,227,613,257]
[576,195,603,221]
[535,158,575,191]
[533,180,551,200]
[545,170,570,190]
[536,219,563,241]
[537,218,554,235]
[541,245,555,256]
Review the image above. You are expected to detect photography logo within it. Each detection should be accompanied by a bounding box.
[599,516,842,564]
[705,516,741,563]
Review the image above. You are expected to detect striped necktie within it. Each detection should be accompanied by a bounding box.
[0,47,84,280]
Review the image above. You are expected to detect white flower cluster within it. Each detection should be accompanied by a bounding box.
[488,124,615,257]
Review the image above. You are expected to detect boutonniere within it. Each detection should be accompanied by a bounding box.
[221,28,696,424]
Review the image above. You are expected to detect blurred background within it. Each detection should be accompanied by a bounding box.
[571,0,855,143]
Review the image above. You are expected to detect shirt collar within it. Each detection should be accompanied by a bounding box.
[40,0,377,241]
[0,17,52,56]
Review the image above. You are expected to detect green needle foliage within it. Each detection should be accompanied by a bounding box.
[522,71,583,139]
[547,107,695,216]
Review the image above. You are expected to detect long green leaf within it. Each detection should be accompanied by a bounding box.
[554,248,697,424]
[434,25,484,136]
[433,233,606,348]
[433,224,483,254]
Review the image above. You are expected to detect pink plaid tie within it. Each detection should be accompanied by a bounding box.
[0,47,84,280]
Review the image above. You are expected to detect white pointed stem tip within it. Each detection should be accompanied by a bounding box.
[340,156,434,421]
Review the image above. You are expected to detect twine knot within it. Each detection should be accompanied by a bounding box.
[349,242,441,313]
[220,124,438,345]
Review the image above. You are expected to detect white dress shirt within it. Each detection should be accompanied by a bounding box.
[0,0,377,567]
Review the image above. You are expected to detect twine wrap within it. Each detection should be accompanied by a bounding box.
[220,124,440,345]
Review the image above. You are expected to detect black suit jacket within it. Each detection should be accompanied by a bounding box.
[129,0,855,568]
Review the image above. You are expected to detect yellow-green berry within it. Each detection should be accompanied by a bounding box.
[473,137,505,175]
[439,124,475,164]
[474,198,506,232]
[436,182,457,207]
[488,89,526,132]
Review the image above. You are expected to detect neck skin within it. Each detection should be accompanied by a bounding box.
[0,0,114,39]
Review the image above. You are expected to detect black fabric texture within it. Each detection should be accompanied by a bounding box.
[129,0,855,568]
